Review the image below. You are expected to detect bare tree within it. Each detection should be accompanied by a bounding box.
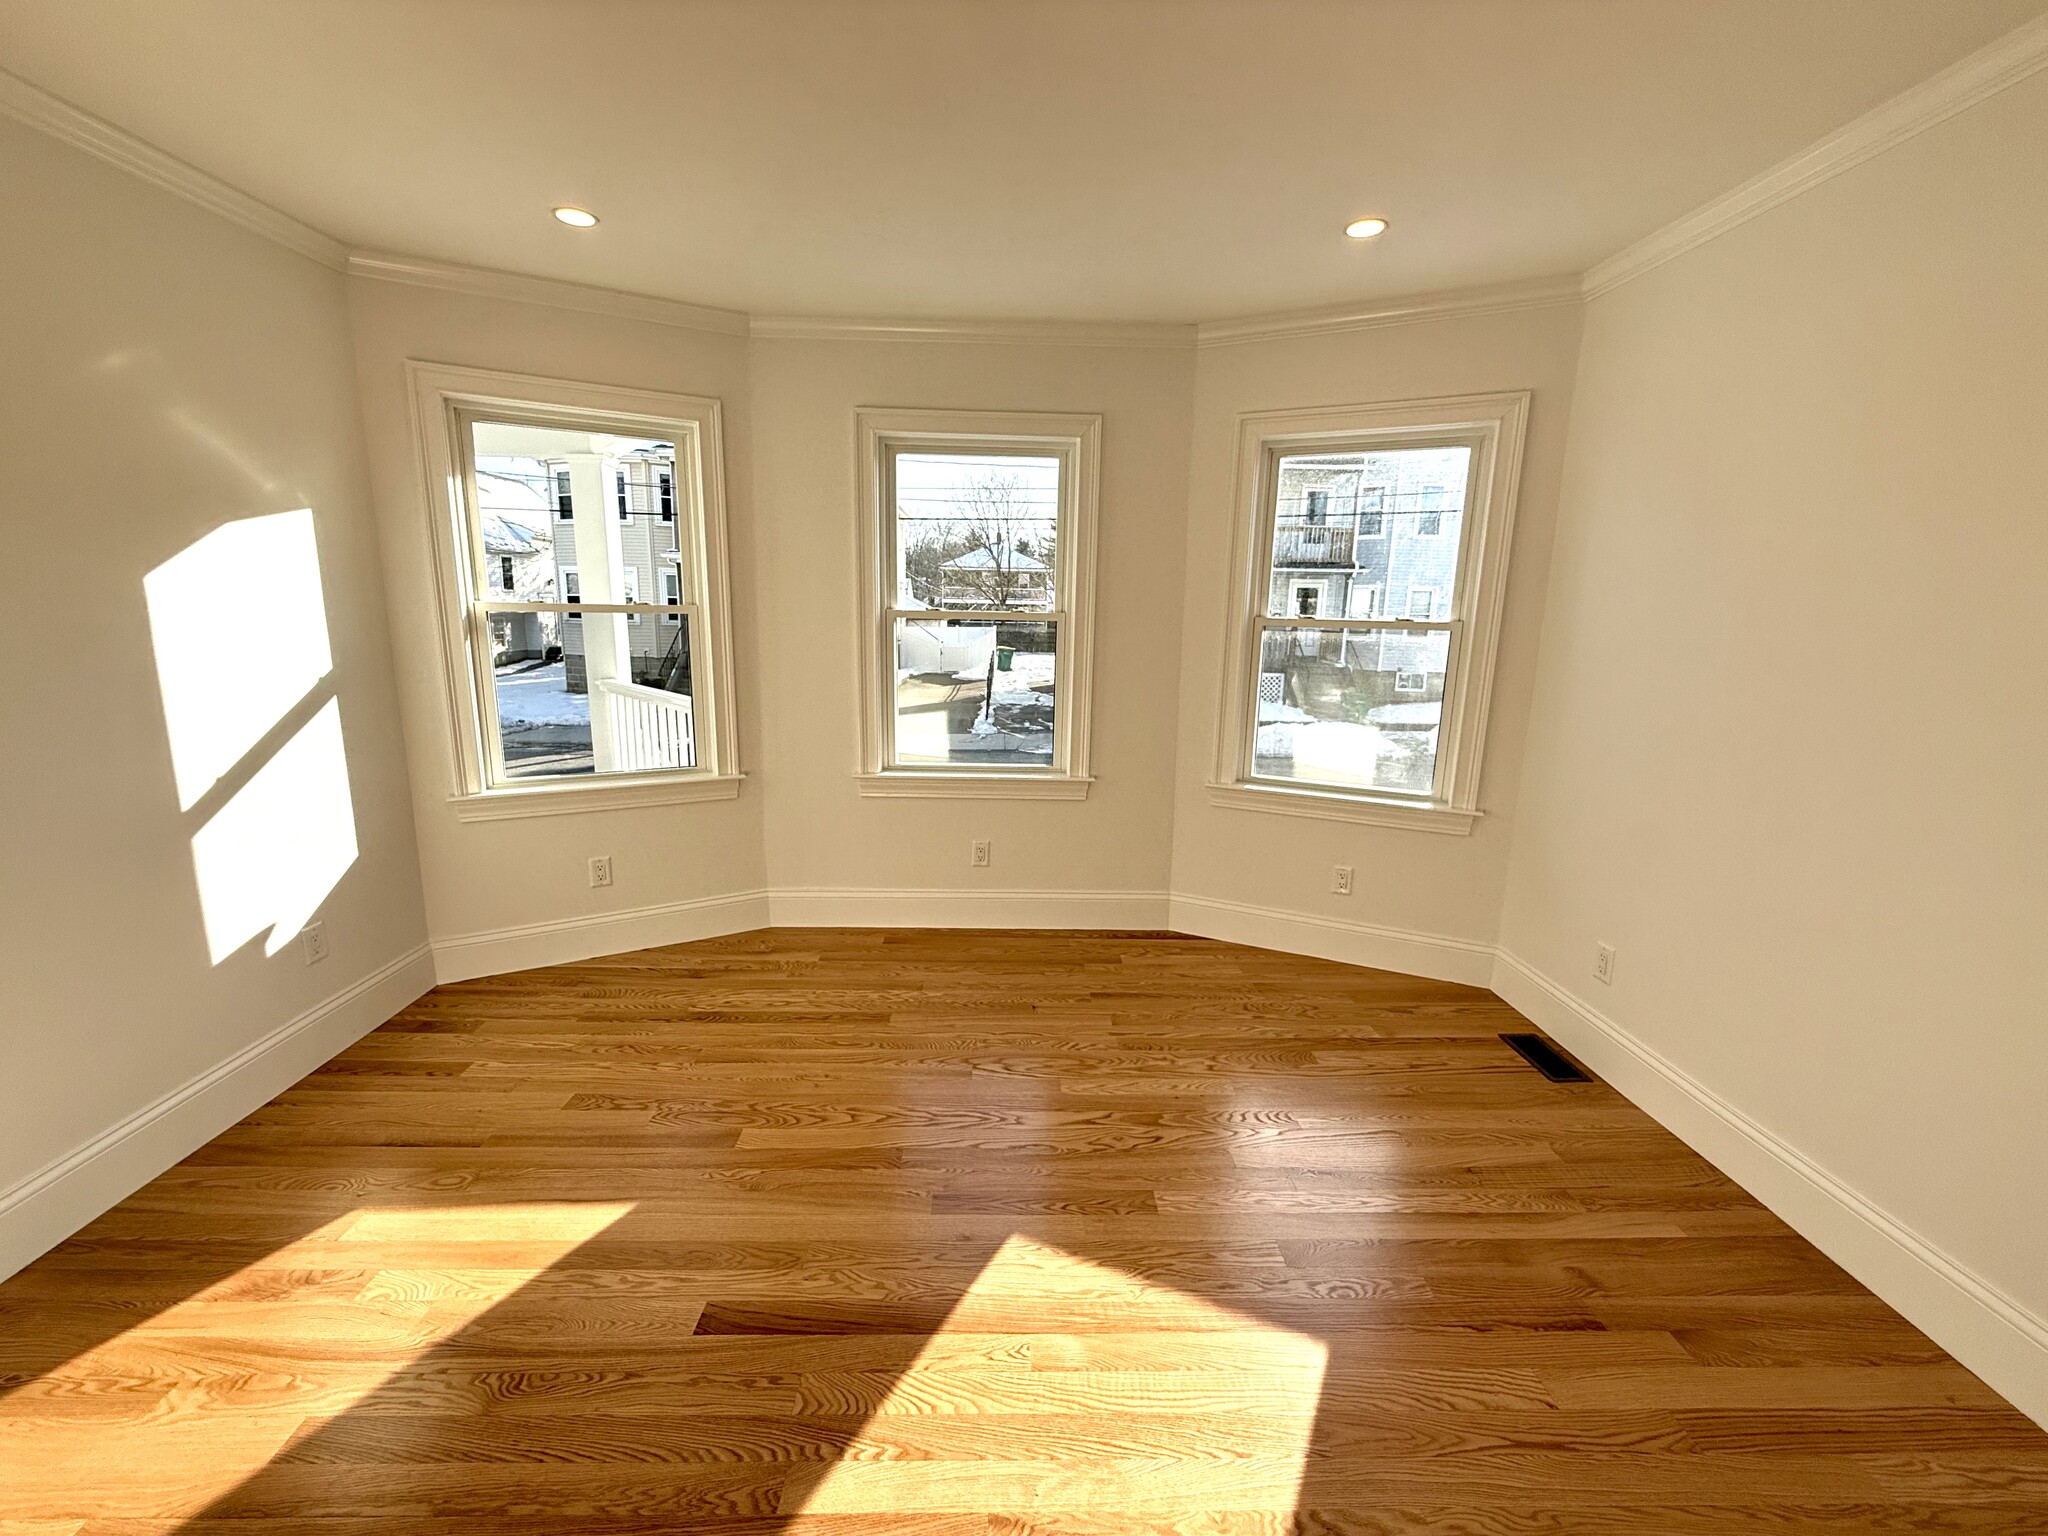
[939,472,1054,609]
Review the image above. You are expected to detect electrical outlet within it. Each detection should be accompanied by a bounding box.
[970,839,992,869]
[1332,864,1354,896]
[300,921,329,965]
[1594,942,1615,985]
[589,855,613,889]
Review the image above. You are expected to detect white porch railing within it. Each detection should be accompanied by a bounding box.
[595,678,695,772]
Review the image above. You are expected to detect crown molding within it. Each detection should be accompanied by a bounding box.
[1195,276,1583,347]
[347,251,749,336]
[1584,12,2048,299]
[0,64,348,271]
[749,312,1194,348]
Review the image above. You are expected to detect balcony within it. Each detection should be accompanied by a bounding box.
[1272,520,1356,568]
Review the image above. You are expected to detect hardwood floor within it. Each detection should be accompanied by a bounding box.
[3,928,2044,1534]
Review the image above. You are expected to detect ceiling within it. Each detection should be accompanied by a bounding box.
[2,0,2043,322]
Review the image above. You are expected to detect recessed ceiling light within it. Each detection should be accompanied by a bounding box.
[1344,217,1389,240]
[552,206,599,228]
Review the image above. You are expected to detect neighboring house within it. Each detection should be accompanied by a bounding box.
[1265,448,1467,707]
[937,543,1050,610]
[545,446,685,690]
[473,469,558,663]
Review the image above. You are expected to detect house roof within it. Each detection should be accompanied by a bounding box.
[481,513,542,556]
[942,546,1047,572]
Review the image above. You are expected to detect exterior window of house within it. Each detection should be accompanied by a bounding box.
[616,470,630,519]
[1359,486,1387,538]
[499,555,515,592]
[409,363,742,814]
[1211,393,1529,832]
[855,408,1101,797]
[659,470,675,521]
[1303,489,1328,525]
[1291,581,1324,618]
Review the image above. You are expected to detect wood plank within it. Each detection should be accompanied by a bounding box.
[0,927,2040,1532]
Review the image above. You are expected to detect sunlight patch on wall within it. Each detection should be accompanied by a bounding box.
[189,698,358,962]
[782,1233,1327,1516]
[0,1201,634,1525]
[144,508,333,812]
[144,507,362,962]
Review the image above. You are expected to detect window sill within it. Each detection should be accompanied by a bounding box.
[857,771,1093,801]
[1206,780,1478,835]
[451,773,743,822]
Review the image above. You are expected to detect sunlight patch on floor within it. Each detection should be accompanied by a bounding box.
[0,1202,633,1525]
[782,1232,1327,1516]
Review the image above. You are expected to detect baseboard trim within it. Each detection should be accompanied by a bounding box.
[768,887,1171,930]
[1167,892,1495,987]
[1491,947,2048,1430]
[0,943,435,1282]
[430,891,773,983]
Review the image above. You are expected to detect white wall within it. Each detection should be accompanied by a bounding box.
[749,337,1194,915]
[346,282,770,972]
[1168,305,1583,975]
[1499,71,2048,1414]
[0,117,429,1273]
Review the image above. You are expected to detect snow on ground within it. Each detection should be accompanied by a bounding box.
[495,662,591,730]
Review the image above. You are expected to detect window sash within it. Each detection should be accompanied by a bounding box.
[1218,401,1527,821]
[449,402,720,793]
[879,441,1074,776]
[1244,616,1466,801]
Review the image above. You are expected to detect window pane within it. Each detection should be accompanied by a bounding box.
[1267,445,1472,618]
[894,452,1060,612]
[490,610,695,780]
[893,618,1055,767]
[1254,625,1450,796]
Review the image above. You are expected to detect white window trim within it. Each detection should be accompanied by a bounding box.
[1209,391,1529,835]
[405,361,744,819]
[1288,579,1326,619]
[854,407,1100,799]
[1406,585,1438,620]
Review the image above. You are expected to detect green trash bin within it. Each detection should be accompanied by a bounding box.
[995,647,1015,671]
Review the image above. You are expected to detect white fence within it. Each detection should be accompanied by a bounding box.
[596,678,695,772]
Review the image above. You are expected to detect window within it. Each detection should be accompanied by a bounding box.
[409,363,741,816]
[1303,489,1328,525]
[499,555,515,592]
[855,408,1100,797]
[659,470,675,522]
[1290,581,1324,618]
[1211,393,1529,833]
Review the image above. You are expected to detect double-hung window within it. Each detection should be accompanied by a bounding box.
[1211,393,1528,833]
[409,364,742,817]
[855,408,1100,797]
